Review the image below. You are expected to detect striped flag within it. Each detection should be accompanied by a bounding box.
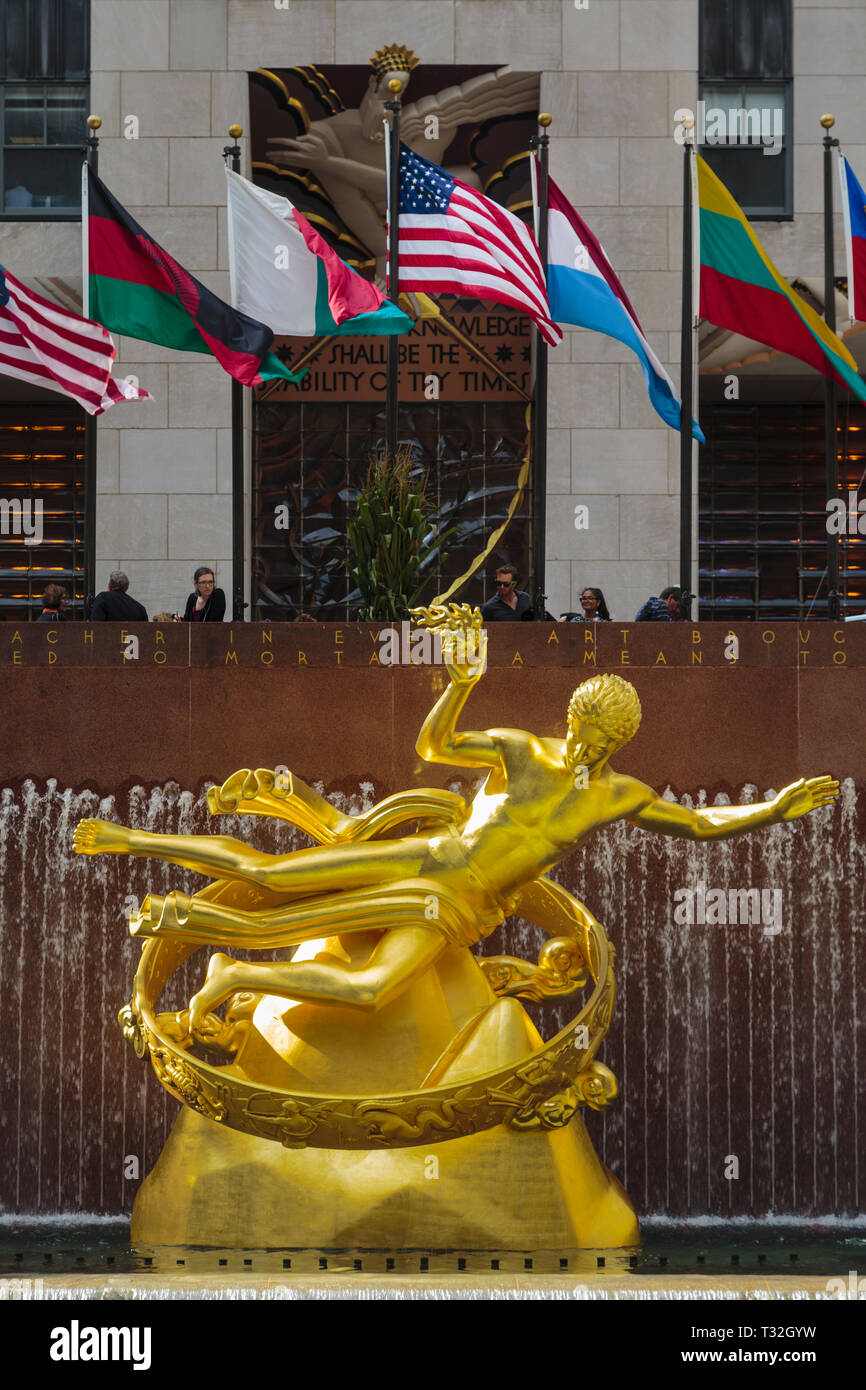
[0,266,151,415]
[396,144,561,345]
[225,169,411,337]
[86,168,303,387]
[839,154,866,324]
[697,155,866,401]
[546,173,704,441]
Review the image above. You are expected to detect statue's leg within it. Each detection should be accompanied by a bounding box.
[76,818,424,894]
[75,818,275,882]
[188,926,444,1029]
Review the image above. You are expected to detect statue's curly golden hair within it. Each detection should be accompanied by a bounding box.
[566,674,642,753]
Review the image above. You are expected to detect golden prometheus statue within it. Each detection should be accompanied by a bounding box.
[75,605,838,1252]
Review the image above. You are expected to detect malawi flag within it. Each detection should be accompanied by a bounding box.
[839,155,866,324]
[697,155,866,401]
[84,168,303,386]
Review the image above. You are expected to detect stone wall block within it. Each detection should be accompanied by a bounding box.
[455,1,563,68]
[619,138,681,207]
[562,0,620,72]
[168,364,233,429]
[571,428,668,493]
[171,0,228,71]
[98,138,169,206]
[548,493,619,562]
[168,494,233,560]
[92,0,169,72]
[337,1,455,63]
[548,137,620,206]
[121,72,212,138]
[578,71,668,137]
[227,0,336,69]
[96,495,167,560]
[100,365,169,430]
[119,429,218,493]
[620,1,698,72]
[620,494,680,560]
[549,362,620,428]
[169,138,234,207]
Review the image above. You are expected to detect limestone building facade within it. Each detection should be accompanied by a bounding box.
[1,0,864,622]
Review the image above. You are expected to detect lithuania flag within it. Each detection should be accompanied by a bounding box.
[697,155,866,401]
[84,167,303,387]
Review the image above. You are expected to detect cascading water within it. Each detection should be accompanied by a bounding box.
[1,776,862,1219]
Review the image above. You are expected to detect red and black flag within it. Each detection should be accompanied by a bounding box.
[84,167,303,386]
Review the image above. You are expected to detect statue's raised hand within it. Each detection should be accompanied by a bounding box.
[772,775,839,823]
[410,602,487,685]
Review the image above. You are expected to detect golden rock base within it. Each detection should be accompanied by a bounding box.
[131,1105,638,1251]
[133,936,638,1251]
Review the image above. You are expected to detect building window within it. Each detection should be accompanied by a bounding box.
[0,0,89,219]
[699,0,792,219]
[0,404,85,620]
[699,401,866,621]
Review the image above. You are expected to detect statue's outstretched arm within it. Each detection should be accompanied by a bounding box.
[412,604,499,769]
[627,775,838,841]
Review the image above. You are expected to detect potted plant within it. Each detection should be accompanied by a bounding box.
[347,444,453,620]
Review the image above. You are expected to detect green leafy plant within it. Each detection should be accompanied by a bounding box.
[347,445,454,621]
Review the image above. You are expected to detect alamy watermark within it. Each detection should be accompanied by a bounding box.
[826,493,866,535]
[0,1277,44,1299]
[825,1269,866,1299]
[674,102,783,157]
[0,496,42,544]
[378,620,487,669]
[49,1321,152,1370]
[673,882,783,936]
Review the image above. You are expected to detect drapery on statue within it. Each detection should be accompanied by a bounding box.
[75,603,837,1163]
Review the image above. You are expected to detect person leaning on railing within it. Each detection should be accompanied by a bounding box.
[561,587,611,623]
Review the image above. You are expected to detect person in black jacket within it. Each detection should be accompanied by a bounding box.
[182,567,226,623]
[90,572,148,621]
[480,564,534,621]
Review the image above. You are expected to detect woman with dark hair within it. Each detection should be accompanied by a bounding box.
[182,567,226,623]
[562,587,611,623]
[37,584,68,621]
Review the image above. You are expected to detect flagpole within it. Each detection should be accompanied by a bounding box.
[822,113,841,622]
[678,115,695,620]
[531,113,551,619]
[385,79,402,459]
[82,114,101,615]
[225,124,245,621]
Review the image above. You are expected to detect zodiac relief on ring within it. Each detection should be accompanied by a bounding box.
[78,603,838,1150]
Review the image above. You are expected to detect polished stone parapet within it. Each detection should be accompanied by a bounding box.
[2,622,864,791]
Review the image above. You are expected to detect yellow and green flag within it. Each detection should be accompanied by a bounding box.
[697,155,866,401]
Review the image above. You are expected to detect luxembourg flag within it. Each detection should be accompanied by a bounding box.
[839,155,866,324]
[546,175,704,442]
[225,169,411,337]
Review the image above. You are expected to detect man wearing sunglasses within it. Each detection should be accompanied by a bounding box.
[480,564,534,621]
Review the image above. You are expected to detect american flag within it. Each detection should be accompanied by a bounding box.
[395,145,561,346]
[0,266,151,415]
